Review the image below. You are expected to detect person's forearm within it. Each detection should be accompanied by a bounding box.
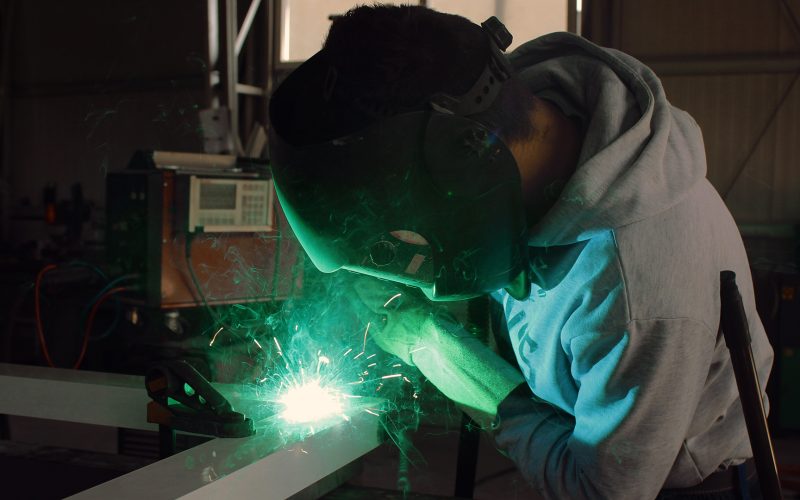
[409,314,525,428]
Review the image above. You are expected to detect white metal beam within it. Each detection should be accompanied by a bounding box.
[0,362,385,499]
[68,410,381,499]
[0,363,155,431]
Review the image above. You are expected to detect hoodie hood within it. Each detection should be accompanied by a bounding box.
[509,32,707,247]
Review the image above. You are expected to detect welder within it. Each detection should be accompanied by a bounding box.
[268,5,773,499]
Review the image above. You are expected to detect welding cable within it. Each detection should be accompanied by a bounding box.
[34,264,59,367]
[75,286,130,369]
[4,282,35,363]
[66,260,108,282]
[82,274,139,341]
[35,263,128,368]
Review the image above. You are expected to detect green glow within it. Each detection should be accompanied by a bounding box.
[278,378,344,423]
[184,383,195,396]
[197,270,426,474]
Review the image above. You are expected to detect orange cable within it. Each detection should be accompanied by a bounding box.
[34,264,58,367]
[74,286,129,369]
[35,263,128,370]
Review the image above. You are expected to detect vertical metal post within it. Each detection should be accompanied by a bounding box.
[720,271,783,499]
[454,413,480,498]
[158,424,176,458]
[219,0,239,147]
[567,0,578,35]
[263,0,278,132]
[494,0,508,22]
[453,296,492,498]
[206,0,220,108]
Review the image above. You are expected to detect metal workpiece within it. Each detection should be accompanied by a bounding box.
[0,363,385,499]
[68,409,383,500]
[0,363,154,431]
[0,362,251,431]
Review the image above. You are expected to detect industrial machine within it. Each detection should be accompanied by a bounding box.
[106,150,303,309]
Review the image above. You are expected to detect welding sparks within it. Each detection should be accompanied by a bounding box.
[316,355,330,374]
[383,293,402,308]
[362,322,371,353]
[278,378,345,424]
[209,327,223,346]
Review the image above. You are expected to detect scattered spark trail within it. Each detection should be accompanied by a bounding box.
[316,355,330,374]
[215,273,426,454]
[209,327,223,346]
[362,322,371,354]
[383,293,402,308]
[255,332,420,436]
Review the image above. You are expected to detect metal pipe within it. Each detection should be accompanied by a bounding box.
[264,0,278,133]
[235,0,262,57]
[236,82,265,96]
[720,271,783,500]
[220,0,239,151]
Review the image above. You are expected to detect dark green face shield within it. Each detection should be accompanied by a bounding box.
[268,17,530,301]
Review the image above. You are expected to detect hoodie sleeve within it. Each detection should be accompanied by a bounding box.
[494,317,716,499]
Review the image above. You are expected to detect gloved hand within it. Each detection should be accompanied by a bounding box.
[347,274,526,428]
[350,275,448,366]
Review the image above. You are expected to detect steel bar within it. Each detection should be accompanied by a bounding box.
[0,362,385,499]
[0,363,155,431]
[236,0,263,57]
[236,82,266,96]
[219,0,239,147]
[68,410,382,500]
[720,271,783,500]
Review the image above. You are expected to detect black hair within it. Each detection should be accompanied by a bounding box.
[321,4,536,146]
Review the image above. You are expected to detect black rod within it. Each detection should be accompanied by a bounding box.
[720,270,782,499]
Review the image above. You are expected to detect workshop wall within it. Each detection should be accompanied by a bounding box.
[5,0,208,246]
[585,0,800,224]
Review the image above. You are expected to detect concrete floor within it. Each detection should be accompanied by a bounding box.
[330,427,800,499]
[3,417,800,499]
[342,424,540,499]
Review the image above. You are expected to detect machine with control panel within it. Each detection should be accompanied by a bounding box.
[106,150,303,310]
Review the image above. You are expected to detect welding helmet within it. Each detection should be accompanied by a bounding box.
[269,17,530,301]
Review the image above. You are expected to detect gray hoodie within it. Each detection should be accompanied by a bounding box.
[491,32,774,499]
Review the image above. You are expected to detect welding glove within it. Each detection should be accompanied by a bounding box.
[350,276,526,428]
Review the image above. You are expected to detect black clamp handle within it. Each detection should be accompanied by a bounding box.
[145,360,254,438]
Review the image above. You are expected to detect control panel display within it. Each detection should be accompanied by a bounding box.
[189,176,274,232]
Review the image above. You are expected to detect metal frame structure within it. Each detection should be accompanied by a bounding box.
[210,0,583,154]
[0,363,383,499]
[206,0,279,154]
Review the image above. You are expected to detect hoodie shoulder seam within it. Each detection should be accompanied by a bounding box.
[610,229,633,325]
